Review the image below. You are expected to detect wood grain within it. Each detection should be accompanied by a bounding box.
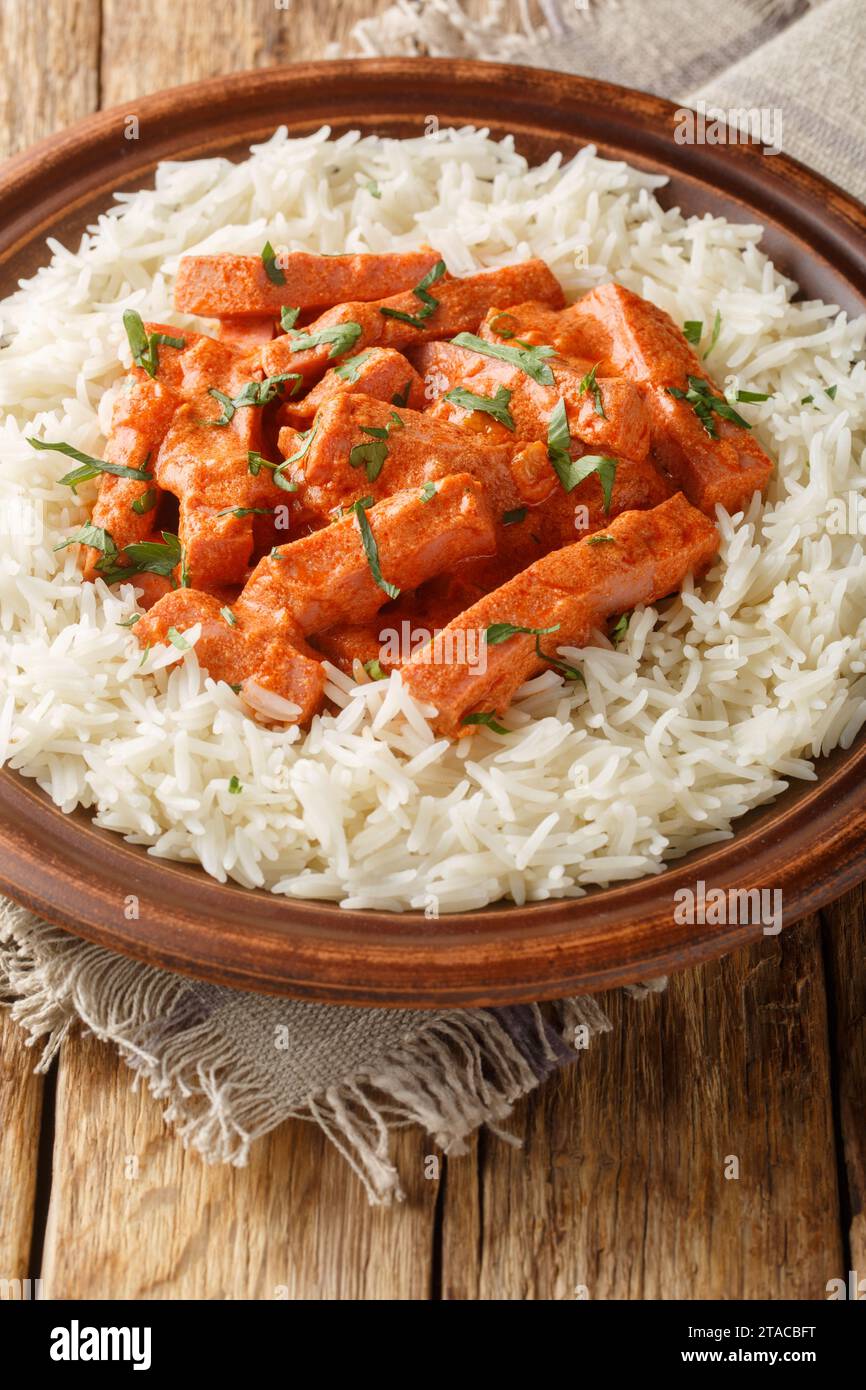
[0,1012,45,1294]
[821,889,866,1274]
[40,1032,437,1299]
[0,1,100,158]
[442,920,843,1299]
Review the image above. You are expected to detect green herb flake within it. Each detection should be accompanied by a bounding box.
[611,612,630,644]
[801,394,814,405]
[485,621,560,646]
[279,305,300,332]
[202,373,301,426]
[334,350,373,383]
[365,180,381,199]
[534,634,584,683]
[683,320,703,346]
[96,530,182,585]
[167,626,190,651]
[28,437,152,492]
[734,389,771,403]
[587,534,615,545]
[391,379,412,407]
[248,449,298,493]
[577,362,606,419]
[419,482,437,502]
[131,487,158,515]
[667,375,751,438]
[444,384,515,431]
[228,775,243,794]
[364,658,387,681]
[451,331,556,386]
[461,711,509,735]
[352,497,400,599]
[287,321,363,359]
[262,241,286,286]
[826,384,838,400]
[546,399,618,509]
[220,606,237,627]
[502,507,527,526]
[123,309,184,379]
[117,614,141,628]
[54,523,116,557]
[702,309,722,361]
[488,311,518,339]
[380,259,447,330]
[216,506,274,520]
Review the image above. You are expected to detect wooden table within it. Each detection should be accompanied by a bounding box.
[1,0,864,1300]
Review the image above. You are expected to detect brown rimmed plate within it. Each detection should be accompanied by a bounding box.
[1,60,865,1006]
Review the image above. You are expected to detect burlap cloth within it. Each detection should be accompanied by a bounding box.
[2,0,863,1201]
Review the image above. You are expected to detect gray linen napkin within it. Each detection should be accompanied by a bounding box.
[2,0,863,1202]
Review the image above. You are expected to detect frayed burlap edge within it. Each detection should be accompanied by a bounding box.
[0,901,644,1203]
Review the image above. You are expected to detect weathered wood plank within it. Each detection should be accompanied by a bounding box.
[98,0,397,108]
[40,1032,437,1299]
[0,1011,45,1294]
[821,889,866,1279]
[0,0,100,158]
[442,918,843,1299]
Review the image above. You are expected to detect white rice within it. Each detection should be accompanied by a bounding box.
[1,125,865,911]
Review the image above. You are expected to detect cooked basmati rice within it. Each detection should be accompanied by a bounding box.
[1,125,865,911]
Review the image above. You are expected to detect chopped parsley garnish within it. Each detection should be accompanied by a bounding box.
[462,711,509,734]
[488,311,518,339]
[117,614,140,628]
[220,606,237,627]
[54,523,116,557]
[546,399,617,507]
[419,482,437,502]
[167,627,190,651]
[577,362,606,419]
[278,418,319,476]
[801,394,814,405]
[247,450,298,492]
[380,259,447,329]
[349,413,405,482]
[202,373,302,426]
[444,384,515,431]
[365,180,381,199]
[131,487,159,515]
[666,376,750,438]
[262,241,285,285]
[216,506,274,519]
[703,309,722,360]
[734,389,772,402]
[334,350,373,383]
[502,507,527,526]
[485,621,559,646]
[535,635,584,683]
[683,320,703,346]
[352,497,400,599]
[364,658,387,680]
[123,309,185,379]
[27,437,152,492]
[228,775,243,794]
[287,321,362,359]
[391,379,412,407]
[451,332,556,386]
[611,612,630,644]
[280,306,301,332]
[95,530,182,585]
[587,534,615,544]
[826,384,838,400]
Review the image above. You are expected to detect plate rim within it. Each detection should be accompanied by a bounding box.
[1,57,865,1005]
